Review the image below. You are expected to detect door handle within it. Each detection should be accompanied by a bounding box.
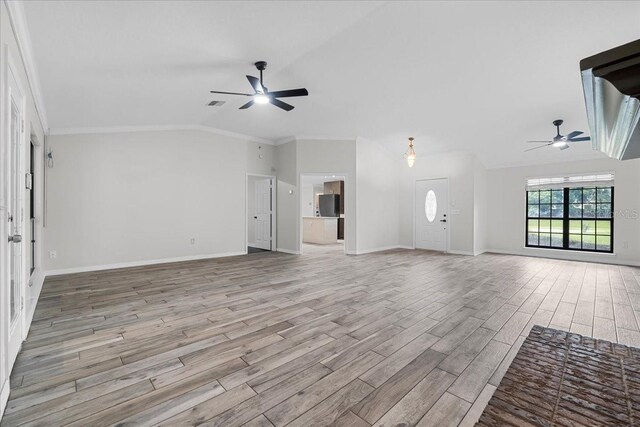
[254,216,258,219]
[439,219,447,223]
[8,234,22,243]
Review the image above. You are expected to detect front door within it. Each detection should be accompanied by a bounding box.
[415,178,448,251]
[254,178,272,250]
[5,64,25,370]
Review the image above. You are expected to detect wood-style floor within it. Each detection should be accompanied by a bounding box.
[3,246,640,426]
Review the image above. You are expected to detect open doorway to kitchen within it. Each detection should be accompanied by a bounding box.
[246,174,276,254]
[300,174,346,255]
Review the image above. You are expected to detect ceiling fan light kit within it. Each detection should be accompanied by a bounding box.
[525,119,591,152]
[209,61,308,111]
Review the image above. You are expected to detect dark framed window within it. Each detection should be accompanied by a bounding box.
[526,186,613,253]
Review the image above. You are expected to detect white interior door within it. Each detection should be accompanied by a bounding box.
[4,64,25,370]
[415,178,448,251]
[254,178,272,250]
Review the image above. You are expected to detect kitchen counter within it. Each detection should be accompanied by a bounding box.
[303,217,338,244]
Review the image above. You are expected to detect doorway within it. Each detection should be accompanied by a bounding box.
[415,178,449,251]
[2,54,27,385]
[246,174,276,253]
[300,174,346,255]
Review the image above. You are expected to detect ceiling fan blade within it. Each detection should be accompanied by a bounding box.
[239,100,255,110]
[267,88,308,98]
[526,140,552,143]
[210,90,252,96]
[246,75,264,94]
[565,131,583,139]
[270,98,294,111]
[568,136,591,142]
[525,143,552,152]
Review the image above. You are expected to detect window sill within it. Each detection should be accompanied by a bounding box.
[522,246,616,256]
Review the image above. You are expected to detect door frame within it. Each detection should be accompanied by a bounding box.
[413,177,450,252]
[298,172,349,255]
[1,46,28,407]
[245,173,276,252]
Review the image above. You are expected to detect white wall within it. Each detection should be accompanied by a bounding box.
[274,141,298,253]
[399,152,479,254]
[487,157,640,266]
[44,129,274,272]
[301,183,314,217]
[355,137,400,253]
[473,156,488,255]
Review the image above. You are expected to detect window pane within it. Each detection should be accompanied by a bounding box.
[539,190,551,204]
[527,191,539,204]
[597,188,611,203]
[528,205,539,217]
[582,220,596,234]
[569,220,581,234]
[583,204,595,218]
[528,233,538,246]
[552,190,564,203]
[583,188,596,203]
[569,234,581,249]
[582,234,596,250]
[551,234,563,247]
[569,188,582,204]
[539,204,551,217]
[551,220,563,233]
[539,219,551,233]
[596,221,611,236]
[528,219,539,233]
[596,235,611,251]
[597,203,611,218]
[551,205,563,218]
[539,233,551,246]
[569,204,582,218]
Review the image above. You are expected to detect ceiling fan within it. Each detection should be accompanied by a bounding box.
[525,119,591,152]
[209,61,308,111]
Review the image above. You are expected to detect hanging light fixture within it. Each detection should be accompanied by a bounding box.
[404,137,416,168]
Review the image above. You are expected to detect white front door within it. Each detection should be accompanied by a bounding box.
[254,178,272,250]
[415,178,448,251]
[4,63,26,372]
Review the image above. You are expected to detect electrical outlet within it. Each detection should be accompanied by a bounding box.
[190,238,196,245]
[49,250,57,259]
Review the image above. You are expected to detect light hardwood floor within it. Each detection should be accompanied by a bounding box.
[3,248,640,426]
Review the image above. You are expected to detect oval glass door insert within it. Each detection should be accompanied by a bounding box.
[425,190,437,222]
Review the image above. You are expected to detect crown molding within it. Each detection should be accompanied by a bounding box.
[4,0,49,131]
[273,136,297,146]
[48,124,275,144]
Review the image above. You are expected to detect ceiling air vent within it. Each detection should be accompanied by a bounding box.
[580,39,640,160]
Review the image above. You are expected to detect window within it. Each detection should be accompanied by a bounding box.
[425,190,437,222]
[525,174,614,253]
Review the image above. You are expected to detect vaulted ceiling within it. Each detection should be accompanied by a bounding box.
[22,1,640,167]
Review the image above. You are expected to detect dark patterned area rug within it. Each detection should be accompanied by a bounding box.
[477,325,640,426]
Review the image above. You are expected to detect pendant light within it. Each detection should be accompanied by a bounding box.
[404,137,416,168]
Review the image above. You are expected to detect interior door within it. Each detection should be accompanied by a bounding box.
[5,65,25,369]
[254,178,272,250]
[415,178,448,251]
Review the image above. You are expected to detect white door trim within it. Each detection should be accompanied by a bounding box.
[298,173,349,255]
[413,177,450,252]
[245,173,276,252]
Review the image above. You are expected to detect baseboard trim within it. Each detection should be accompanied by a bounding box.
[486,248,640,267]
[45,251,247,276]
[447,250,475,256]
[353,245,408,255]
[276,248,300,255]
